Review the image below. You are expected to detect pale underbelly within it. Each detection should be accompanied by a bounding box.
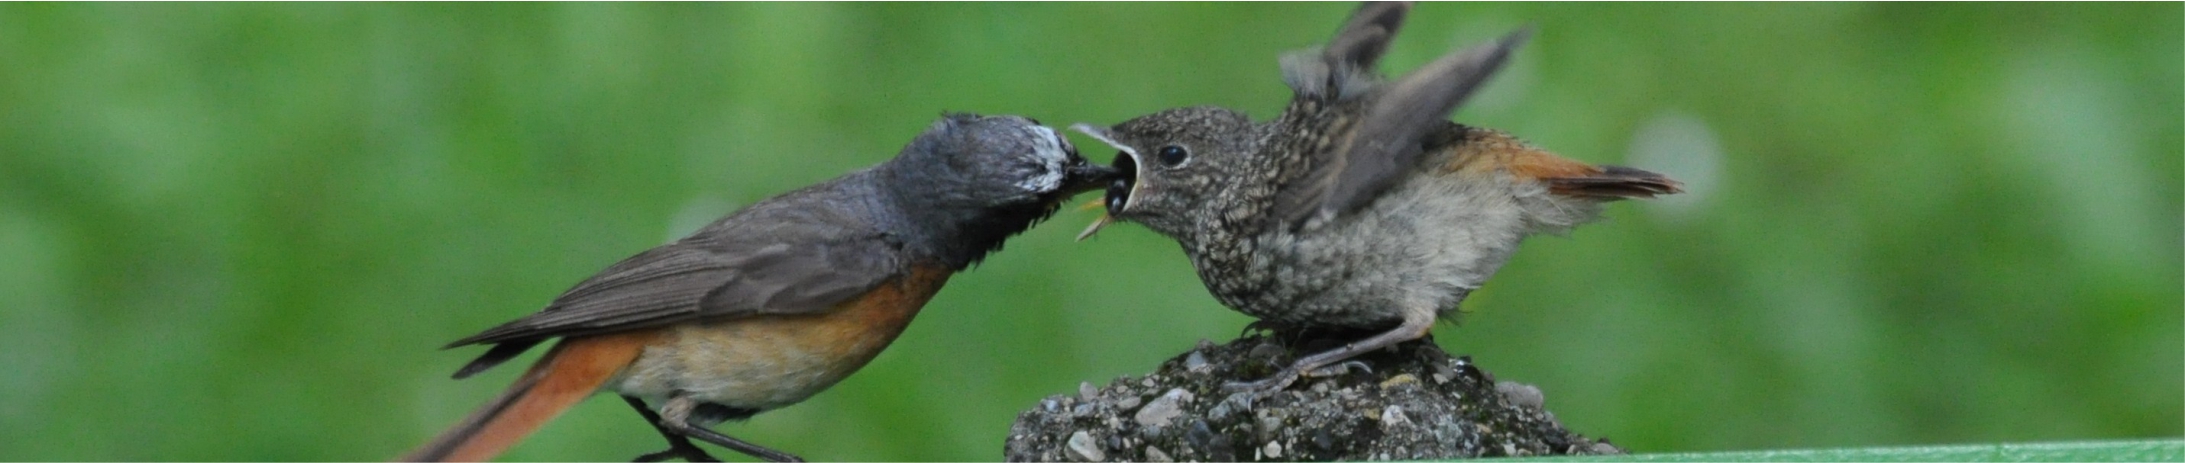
[612,316,895,411]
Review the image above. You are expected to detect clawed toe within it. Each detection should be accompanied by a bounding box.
[1227,358,1377,394]
[1224,366,1304,393]
[1307,360,1372,378]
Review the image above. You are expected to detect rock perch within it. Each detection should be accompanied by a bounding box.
[1005,328,1622,461]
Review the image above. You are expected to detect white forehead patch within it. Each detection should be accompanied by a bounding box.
[1016,125,1067,193]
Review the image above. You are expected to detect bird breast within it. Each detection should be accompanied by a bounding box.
[612,268,951,413]
[1199,165,1552,329]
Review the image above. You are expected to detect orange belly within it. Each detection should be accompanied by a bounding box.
[611,267,951,411]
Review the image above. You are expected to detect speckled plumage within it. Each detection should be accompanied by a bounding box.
[1077,2,1681,390]
[1102,118,1605,329]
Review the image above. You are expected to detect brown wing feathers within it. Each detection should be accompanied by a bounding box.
[443,237,902,379]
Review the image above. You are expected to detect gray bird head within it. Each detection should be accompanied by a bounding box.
[882,113,1118,267]
[1070,106,1267,242]
[890,113,1115,210]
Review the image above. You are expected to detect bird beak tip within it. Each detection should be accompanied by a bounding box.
[1075,216,1113,242]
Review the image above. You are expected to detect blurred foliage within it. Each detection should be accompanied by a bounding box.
[0,3,2177,461]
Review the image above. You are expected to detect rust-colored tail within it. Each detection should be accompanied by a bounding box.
[1443,125,1683,201]
[400,332,655,462]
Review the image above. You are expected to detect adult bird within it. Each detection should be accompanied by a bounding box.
[404,114,1116,461]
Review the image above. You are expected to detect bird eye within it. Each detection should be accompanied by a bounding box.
[1156,145,1189,167]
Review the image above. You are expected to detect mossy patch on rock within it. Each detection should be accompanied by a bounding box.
[1005,328,1621,461]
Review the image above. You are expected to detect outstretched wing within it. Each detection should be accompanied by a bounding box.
[1272,27,1532,227]
[1280,2,1412,101]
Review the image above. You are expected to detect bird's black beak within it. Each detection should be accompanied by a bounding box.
[1059,142,1122,195]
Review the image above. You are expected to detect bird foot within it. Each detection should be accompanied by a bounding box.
[1306,360,1373,378]
[1223,363,1305,393]
[1224,359,1375,393]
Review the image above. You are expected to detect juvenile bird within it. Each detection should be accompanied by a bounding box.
[1073,2,1681,391]
[403,114,1115,462]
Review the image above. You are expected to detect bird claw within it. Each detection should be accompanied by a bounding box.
[1224,365,1305,393]
[1224,359,1374,394]
[1306,360,1373,378]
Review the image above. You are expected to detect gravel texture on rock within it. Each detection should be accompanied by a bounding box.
[1005,328,1622,461]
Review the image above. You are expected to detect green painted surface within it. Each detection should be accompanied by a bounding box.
[0,3,2177,461]
[1535,439,2184,462]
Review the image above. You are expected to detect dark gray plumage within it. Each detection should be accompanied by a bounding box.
[446,114,1111,378]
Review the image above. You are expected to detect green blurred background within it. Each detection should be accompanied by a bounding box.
[1,3,2177,461]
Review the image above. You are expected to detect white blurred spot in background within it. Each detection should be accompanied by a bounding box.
[1625,111,1724,224]
[2001,42,2165,275]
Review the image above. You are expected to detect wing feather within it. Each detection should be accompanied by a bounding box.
[1273,28,1531,227]
[446,237,901,348]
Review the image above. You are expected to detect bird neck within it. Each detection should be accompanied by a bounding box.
[873,163,1055,271]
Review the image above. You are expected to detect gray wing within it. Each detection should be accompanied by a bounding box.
[445,235,903,348]
[1273,27,1531,227]
[1280,2,1412,100]
[1269,2,1412,227]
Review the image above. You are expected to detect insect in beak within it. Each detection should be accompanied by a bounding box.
[1075,213,1113,241]
[1068,123,1144,242]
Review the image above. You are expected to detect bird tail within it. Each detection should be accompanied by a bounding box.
[399,332,655,462]
[1443,126,1682,201]
[1544,165,1684,200]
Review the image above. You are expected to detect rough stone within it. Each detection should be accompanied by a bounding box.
[1065,431,1104,462]
[1004,328,1623,461]
[1116,396,1143,412]
[1497,381,1546,410]
[1133,388,1192,428]
[1144,445,1172,463]
[1381,405,1409,426]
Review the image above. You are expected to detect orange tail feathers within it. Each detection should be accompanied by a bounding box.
[1442,126,1683,200]
[400,331,657,462]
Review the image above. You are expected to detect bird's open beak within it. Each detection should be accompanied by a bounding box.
[1036,126,1120,197]
[1068,123,1144,241]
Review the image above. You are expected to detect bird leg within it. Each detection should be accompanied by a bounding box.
[654,394,806,463]
[1226,310,1436,392]
[625,396,721,462]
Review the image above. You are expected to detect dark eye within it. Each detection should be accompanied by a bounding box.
[1156,145,1189,167]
